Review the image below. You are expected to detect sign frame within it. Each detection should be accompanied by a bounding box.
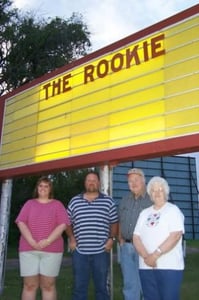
[0,4,199,179]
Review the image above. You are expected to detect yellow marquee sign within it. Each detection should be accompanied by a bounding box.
[0,6,199,176]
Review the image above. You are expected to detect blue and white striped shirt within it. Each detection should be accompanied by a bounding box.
[67,192,118,254]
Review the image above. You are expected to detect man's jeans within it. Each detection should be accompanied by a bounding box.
[72,250,110,300]
[120,242,142,300]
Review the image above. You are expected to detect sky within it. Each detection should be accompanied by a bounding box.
[12,0,199,183]
[12,0,198,51]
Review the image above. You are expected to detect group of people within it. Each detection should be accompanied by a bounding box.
[15,168,185,300]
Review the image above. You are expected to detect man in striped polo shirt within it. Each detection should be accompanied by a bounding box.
[67,170,118,300]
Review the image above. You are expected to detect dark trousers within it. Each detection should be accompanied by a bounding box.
[140,269,183,300]
[72,250,110,300]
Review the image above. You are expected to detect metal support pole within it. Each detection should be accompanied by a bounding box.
[0,179,13,295]
[99,165,114,300]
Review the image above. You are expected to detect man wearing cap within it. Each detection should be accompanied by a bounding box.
[118,168,152,300]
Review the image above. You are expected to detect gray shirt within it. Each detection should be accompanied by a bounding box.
[118,192,152,240]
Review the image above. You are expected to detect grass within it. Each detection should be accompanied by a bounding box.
[186,239,199,248]
[182,253,199,299]
[1,240,199,299]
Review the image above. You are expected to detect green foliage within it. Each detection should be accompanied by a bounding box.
[0,5,91,95]
[0,0,18,95]
[51,169,89,205]
[0,0,16,27]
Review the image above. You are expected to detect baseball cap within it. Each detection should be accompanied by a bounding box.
[127,168,145,177]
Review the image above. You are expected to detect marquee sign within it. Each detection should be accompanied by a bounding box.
[0,5,198,178]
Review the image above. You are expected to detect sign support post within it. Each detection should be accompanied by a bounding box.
[0,179,12,295]
[100,165,114,300]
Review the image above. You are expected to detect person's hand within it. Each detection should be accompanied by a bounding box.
[68,236,77,252]
[104,238,114,252]
[118,237,125,246]
[38,239,51,249]
[144,253,158,268]
[29,238,42,250]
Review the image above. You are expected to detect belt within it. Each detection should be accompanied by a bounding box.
[125,239,132,243]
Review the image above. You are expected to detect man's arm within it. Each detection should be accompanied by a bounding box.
[66,225,76,251]
[109,222,118,238]
[105,222,118,251]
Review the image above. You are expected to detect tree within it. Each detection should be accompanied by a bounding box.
[0,0,18,95]
[0,9,91,95]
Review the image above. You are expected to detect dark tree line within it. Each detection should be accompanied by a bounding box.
[0,0,91,95]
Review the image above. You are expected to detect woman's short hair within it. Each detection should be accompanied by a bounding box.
[147,176,170,200]
[33,176,54,199]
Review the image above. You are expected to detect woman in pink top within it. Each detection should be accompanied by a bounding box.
[15,176,70,300]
